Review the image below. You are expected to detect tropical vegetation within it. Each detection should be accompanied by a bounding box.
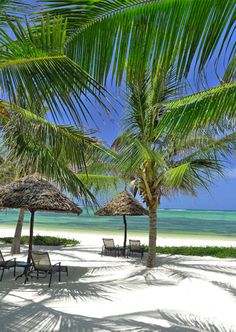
[92,64,236,267]
[0,0,235,267]
[149,246,236,259]
[0,1,112,203]
[0,235,79,246]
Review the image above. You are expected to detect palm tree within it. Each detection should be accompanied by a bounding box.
[0,106,115,253]
[0,102,114,252]
[0,0,235,261]
[109,67,236,268]
[0,0,234,163]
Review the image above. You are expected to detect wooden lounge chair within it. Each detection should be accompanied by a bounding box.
[102,238,120,257]
[0,249,16,281]
[28,251,68,287]
[127,240,144,259]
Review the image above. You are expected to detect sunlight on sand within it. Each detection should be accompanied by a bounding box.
[1,240,236,331]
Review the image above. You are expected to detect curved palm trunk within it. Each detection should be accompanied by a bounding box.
[11,208,25,255]
[147,204,158,268]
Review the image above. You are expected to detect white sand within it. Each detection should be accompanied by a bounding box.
[1,226,236,247]
[0,231,236,331]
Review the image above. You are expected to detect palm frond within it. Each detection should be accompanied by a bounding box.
[0,152,16,185]
[111,132,131,151]
[222,55,236,83]
[163,159,224,196]
[123,79,150,137]
[77,173,120,194]
[0,0,32,22]
[42,0,235,85]
[3,131,97,205]
[124,66,183,138]
[174,132,236,166]
[116,137,168,175]
[156,83,236,138]
[1,100,113,170]
[0,17,113,123]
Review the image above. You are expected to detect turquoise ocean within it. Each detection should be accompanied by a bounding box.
[0,208,236,239]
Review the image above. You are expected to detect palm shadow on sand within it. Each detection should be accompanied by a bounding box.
[0,247,236,331]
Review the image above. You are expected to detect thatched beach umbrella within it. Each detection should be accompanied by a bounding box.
[0,174,82,263]
[95,191,148,254]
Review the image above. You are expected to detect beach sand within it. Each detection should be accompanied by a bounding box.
[0,229,236,331]
[1,226,236,247]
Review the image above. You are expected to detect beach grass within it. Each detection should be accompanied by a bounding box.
[0,235,80,246]
[1,233,236,258]
[149,246,236,258]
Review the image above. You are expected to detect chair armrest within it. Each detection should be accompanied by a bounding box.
[6,257,16,262]
[52,262,61,267]
[2,258,16,269]
[49,262,61,272]
[52,262,61,266]
[4,257,16,265]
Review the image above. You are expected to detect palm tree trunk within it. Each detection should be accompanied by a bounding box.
[11,208,25,255]
[146,204,158,268]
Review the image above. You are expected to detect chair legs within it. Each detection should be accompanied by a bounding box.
[59,266,61,282]
[127,250,144,259]
[49,273,53,288]
[103,248,119,257]
[0,269,4,281]
[50,266,68,287]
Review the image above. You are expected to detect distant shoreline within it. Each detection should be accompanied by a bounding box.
[1,223,236,239]
[1,209,236,240]
[1,225,236,248]
[159,208,236,212]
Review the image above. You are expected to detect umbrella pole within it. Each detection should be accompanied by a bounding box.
[27,210,35,264]
[123,215,127,257]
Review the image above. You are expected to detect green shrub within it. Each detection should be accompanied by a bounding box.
[142,245,236,258]
[0,235,79,246]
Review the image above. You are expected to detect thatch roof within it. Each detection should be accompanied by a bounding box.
[95,191,148,216]
[0,174,82,214]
